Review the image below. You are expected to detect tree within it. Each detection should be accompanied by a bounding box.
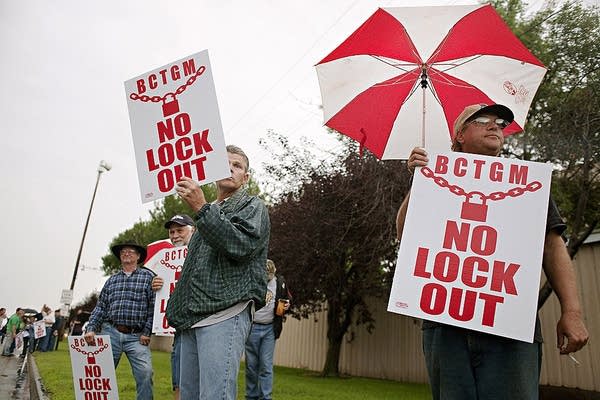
[493,0,600,306]
[67,292,98,333]
[101,177,262,275]
[265,133,411,376]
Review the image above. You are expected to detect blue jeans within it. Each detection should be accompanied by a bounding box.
[180,307,252,400]
[38,327,52,351]
[245,323,276,400]
[103,323,153,400]
[2,334,15,355]
[171,331,181,390]
[423,325,541,400]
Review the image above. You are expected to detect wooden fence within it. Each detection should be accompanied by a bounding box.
[151,238,599,391]
[274,238,599,391]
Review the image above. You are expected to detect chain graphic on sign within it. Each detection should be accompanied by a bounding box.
[129,66,206,117]
[160,259,182,271]
[420,166,542,222]
[70,343,109,365]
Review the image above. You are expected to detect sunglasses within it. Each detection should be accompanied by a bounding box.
[467,116,510,129]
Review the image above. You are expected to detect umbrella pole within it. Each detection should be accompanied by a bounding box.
[421,86,426,148]
[420,66,428,149]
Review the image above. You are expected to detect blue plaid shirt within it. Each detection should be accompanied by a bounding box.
[86,267,155,336]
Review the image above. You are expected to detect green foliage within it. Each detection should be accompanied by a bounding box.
[264,132,412,376]
[101,176,262,275]
[67,292,98,327]
[502,1,600,247]
[34,349,432,400]
[34,348,173,400]
[100,187,212,274]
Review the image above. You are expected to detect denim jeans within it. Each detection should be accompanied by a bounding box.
[38,327,52,351]
[423,325,541,400]
[47,332,57,351]
[2,334,15,355]
[245,323,276,400]
[171,331,181,390]
[180,307,252,400]
[103,323,153,400]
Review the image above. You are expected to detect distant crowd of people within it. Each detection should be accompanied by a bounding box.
[1,305,67,357]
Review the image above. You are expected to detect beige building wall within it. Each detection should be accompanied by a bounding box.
[149,241,598,390]
[150,335,173,352]
[539,240,599,391]
[273,240,599,391]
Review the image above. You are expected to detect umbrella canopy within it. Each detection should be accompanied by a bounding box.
[22,308,39,317]
[316,4,546,159]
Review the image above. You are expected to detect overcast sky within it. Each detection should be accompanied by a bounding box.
[1,0,597,316]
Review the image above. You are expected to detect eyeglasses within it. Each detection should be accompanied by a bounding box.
[467,116,510,129]
[120,249,139,255]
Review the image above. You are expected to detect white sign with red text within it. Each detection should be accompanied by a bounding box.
[69,335,118,400]
[15,332,24,351]
[146,247,187,336]
[33,320,46,339]
[388,152,552,342]
[125,50,230,203]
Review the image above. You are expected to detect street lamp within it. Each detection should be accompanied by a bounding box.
[69,160,112,291]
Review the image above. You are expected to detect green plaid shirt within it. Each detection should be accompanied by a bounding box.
[166,188,270,330]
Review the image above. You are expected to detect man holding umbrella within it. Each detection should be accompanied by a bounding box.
[85,242,155,400]
[396,104,589,400]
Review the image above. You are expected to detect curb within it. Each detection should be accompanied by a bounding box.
[27,355,48,400]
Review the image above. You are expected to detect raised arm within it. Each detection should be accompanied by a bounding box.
[396,147,429,241]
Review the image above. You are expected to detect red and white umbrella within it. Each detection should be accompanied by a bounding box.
[315,4,546,159]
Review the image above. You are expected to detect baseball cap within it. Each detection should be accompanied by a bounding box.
[453,104,514,136]
[164,214,195,229]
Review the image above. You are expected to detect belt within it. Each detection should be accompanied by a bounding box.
[112,324,142,334]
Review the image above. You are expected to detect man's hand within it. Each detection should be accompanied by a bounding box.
[84,331,96,346]
[140,335,151,346]
[151,276,164,292]
[407,147,429,174]
[176,177,207,212]
[557,310,589,354]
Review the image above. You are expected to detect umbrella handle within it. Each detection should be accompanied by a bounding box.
[359,128,367,157]
[420,66,428,149]
[421,84,426,149]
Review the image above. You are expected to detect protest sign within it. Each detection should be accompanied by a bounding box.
[125,50,230,203]
[388,152,552,342]
[15,332,23,351]
[69,335,118,400]
[33,320,46,339]
[146,247,187,336]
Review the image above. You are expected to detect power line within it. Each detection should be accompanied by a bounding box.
[228,0,361,134]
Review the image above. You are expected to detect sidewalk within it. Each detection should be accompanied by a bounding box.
[0,353,31,400]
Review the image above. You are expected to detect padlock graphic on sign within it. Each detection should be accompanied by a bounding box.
[87,353,96,364]
[461,192,488,222]
[162,93,180,117]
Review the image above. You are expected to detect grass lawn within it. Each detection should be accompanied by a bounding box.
[34,346,432,400]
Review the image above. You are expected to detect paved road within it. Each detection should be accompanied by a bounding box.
[0,353,29,399]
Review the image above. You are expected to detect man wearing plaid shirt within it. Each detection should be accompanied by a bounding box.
[166,145,270,400]
[85,242,155,400]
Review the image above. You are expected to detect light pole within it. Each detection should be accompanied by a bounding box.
[69,160,112,291]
